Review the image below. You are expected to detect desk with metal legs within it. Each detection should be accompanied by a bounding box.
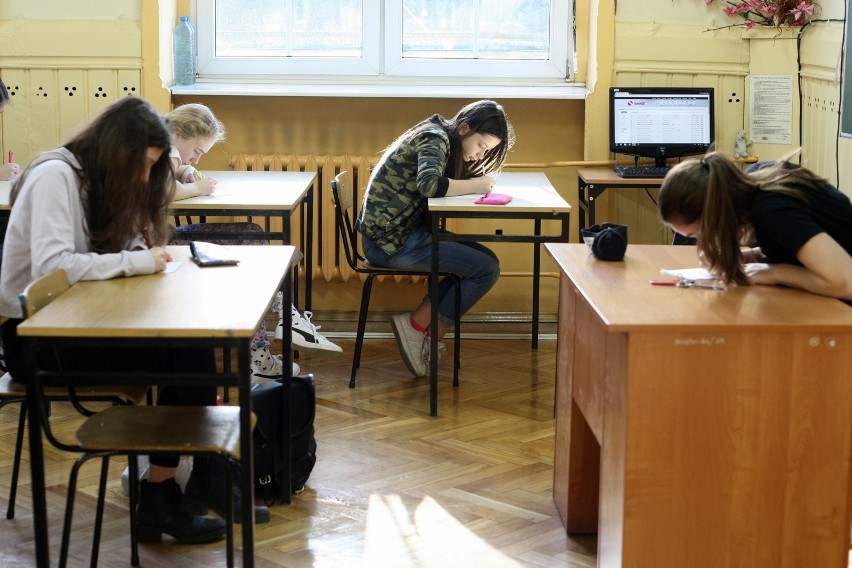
[171,170,316,310]
[426,172,570,416]
[576,167,662,233]
[19,245,297,568]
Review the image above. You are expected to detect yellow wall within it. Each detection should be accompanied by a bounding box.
[3,0,850,324]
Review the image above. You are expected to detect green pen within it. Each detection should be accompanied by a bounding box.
[194,168,203,180]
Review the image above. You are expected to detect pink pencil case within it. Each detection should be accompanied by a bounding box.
[474,193,512,205]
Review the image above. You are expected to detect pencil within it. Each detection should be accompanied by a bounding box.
[142,226,153,249]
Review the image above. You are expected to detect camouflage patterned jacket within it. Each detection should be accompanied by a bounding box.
[358,124,451,255]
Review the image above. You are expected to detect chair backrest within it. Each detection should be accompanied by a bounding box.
[330,171,364,271]
[19,269,70,319]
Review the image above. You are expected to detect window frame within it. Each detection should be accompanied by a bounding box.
[193,0,574,84]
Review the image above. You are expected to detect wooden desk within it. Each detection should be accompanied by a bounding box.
[19,245,297,568]
[546,243,852,568]
[576,167,662,233]
[426,172,571,416]
[171,170,316,310]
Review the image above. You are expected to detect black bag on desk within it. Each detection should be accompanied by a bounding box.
[251,373,317,505]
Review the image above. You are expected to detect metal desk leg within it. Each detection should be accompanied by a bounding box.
[532,219,541,349]
[25,348,50,568]
[304,186,313,312]
[238,342,256,568]
[429,216,440,417]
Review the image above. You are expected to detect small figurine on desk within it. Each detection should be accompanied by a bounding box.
[733,129,753,159]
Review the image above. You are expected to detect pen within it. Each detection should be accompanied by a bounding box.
[142,226,153,249]
[194,168,203,180]
[650,280,678,286]
[7,151,11,164]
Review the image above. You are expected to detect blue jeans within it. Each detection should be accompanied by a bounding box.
[362,226,500,326]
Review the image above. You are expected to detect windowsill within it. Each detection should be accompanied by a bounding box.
[169,81,589,100]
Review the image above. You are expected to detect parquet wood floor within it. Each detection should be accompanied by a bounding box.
[0,337,598,567]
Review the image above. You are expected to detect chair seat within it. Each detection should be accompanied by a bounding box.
[0,373,148,406]
[75,405,256,460]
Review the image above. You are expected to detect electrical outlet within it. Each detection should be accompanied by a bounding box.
[93,86,108,99]
[63,86,79,97]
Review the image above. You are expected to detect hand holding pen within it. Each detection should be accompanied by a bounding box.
[142,226,172,272]
[0,150,19,182]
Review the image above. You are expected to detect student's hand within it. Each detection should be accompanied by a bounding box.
[150,246,173,272]
[0,162,20,182]
[195,176,217,196]
[177,167,197,184]
[743,262,775,285]
[477,175,497,194]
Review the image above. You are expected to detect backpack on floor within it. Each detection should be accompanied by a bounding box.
[250,373,317,505]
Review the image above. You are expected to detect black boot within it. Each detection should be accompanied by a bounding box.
[137,478,227,544]
[182,455,271,524]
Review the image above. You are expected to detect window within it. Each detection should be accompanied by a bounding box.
[195,0,573,83]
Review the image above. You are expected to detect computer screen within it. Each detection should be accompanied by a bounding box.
[609,87,715,167]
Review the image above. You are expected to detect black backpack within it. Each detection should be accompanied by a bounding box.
[250,373,317,505]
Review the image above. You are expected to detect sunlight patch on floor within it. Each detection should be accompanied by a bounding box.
[364,493,524,568]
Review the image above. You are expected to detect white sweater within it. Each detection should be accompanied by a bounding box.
[0,148,155,318]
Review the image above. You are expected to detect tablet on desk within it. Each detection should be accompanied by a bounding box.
[189,241,240,266]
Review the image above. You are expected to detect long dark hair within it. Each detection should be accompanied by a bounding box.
[12,97,174,253]
[401,100,515,179]
[658,151,825,285]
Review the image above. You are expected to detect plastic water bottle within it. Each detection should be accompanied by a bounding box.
[173,16,195,86]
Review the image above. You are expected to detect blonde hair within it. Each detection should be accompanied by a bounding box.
[165,103,225,142]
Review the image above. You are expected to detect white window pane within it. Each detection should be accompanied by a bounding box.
[194,0,571,82]
[214,0,363,57]
[401,0,549,61]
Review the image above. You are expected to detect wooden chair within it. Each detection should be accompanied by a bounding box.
[1,269,148,520]
[62,406,254,568]
[16,269,251,568]
[330,171,461,388]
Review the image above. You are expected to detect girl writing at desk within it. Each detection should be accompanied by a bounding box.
[0,97,262,545]
[658,151,852,302]
[165,103,341,381]
[358,99,515,377]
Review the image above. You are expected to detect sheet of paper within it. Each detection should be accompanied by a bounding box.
[661,267,718,281]
[163,261,183,274]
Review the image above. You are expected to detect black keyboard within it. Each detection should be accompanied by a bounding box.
[613,165,670,179]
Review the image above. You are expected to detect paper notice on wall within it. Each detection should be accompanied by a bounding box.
[749,75,793,144]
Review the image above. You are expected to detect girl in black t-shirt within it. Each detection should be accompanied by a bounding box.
[658,151,852,302]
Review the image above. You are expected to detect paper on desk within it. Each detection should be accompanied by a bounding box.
[661,267,718,281]
[163,261,183,274]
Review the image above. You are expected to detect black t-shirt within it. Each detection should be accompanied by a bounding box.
[750,183,852,266]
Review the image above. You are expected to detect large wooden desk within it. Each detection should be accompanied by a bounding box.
[19,245,297,568]
[576,167,662,233]
[426,172,571,416]
[546,243,852,568]
[171,170,316,310]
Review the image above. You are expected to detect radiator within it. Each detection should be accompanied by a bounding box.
[228,153,377,283]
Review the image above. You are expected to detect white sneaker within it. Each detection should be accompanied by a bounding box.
[278,306,343,353]
[251,352,300,379]
[391,313,427,377]
[420,339,447,368]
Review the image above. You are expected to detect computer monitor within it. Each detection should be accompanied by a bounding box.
[609,86,715,167]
